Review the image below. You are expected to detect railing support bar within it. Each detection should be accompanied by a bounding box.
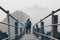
[15,21,19,40]
[51,15,58,40]
[41,21,45,40]
[7,11,10,40]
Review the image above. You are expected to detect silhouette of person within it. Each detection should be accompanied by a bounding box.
[0,30,3,40]
[25,19,31,34]
[36,24,39,37]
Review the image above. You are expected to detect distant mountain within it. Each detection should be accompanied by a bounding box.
[0,10,30,36]
[3,10,30,24]
[23,6,51,25]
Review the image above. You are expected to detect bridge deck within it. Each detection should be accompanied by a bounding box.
[20,33,39,40]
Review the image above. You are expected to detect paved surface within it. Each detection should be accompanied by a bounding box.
[20,33,39,40]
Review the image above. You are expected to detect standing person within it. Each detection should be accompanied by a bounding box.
[25,20,28,33]
[25,19,31,34]
[36,24,39,37]
[0,30,3,40]
[27,19,31,34]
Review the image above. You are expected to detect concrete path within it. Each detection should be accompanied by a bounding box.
[20,33,39,40]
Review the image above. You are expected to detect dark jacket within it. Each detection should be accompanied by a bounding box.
[25,21,31,28]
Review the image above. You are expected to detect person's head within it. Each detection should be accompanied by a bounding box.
[27,19,30,21]
[36,24,38,28]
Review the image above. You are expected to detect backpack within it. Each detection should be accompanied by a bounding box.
[25,21,31,27]
[27,21,31,27]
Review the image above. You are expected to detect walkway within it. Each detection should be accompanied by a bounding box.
[20,33,39,40]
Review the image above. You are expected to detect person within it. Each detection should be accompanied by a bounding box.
[36,24,39,37]
[25,19,31,34]
[0,30,3,40]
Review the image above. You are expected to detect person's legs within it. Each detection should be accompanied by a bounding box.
[29,29,31,34]
[28,27,31,34]
[26,27,28,33]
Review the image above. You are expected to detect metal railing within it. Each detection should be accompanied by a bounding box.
[0,6,26,40]
[33,8,60,40]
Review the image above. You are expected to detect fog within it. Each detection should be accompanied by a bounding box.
[0,0,60,35]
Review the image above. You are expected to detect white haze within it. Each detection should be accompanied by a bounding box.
[0,0,60,33]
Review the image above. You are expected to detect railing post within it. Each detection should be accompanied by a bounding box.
[36,24,39,37]
[51,14,58,40]
[7,11,10,40]
[20,24,22,38]
[41,21,45,40]
[33,26,34,34]
[15,21,18,40]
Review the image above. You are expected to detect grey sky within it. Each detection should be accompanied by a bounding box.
[0,0,60,33]
[0,0,60,10]
[0,0,60,22]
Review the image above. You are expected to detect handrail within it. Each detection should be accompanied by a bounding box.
[0,22,25,40]
[0,6,25,40]
[0,6,17,21]
[41,8,60,21]
[0,6,24,26]
[0,21,25,40]
[33,8,60,40]
[33,8,60,27]
[33,31,58,40]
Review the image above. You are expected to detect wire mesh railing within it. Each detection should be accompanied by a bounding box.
[33,8,60,40]
[0,6,26,40]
